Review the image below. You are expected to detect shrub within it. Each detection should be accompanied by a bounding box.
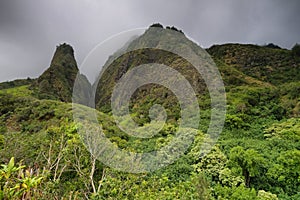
[292,43,300,57]
[150,23,163,28]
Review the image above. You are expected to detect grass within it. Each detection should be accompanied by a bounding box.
[0,85,33,98]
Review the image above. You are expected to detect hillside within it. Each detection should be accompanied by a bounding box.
[207,43,300,85]
[0,78,35,90]
[0,25,300,199]
[94,26,219,127]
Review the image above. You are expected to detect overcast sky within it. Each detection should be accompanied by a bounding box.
[0,0,299,82]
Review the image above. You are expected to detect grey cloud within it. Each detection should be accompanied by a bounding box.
[0,0,299,82]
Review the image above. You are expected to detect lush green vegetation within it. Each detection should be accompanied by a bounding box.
[1,29,300,199]
[0,78,34,90]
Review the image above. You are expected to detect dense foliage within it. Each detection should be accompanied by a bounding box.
[0,28,300,199]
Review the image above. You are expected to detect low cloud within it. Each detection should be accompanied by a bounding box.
[0,0,299,82]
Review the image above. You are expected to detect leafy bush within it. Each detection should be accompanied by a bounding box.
[0,157,44,199]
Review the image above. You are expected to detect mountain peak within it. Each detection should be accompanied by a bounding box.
[55,43,74,54]
[149,23,184,34]
[94,24,206,114]
[53,43,75,61]
[50,43,76,68]
[30,43,90,102]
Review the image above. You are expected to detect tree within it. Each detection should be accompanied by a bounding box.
[150,23,163,28]
[257,190,278,200]
[229,146,265,187]
[292,43,300,57]
[264,43,281,49]
[267,149,300,195]
[213,185,257,200]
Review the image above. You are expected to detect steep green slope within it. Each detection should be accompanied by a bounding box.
[207,43,300,85]
[208,44,300,117]
[94,27,222,130]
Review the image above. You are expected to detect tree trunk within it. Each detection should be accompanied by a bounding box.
[243,169,250,187]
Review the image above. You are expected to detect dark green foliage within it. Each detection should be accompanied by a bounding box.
[264,43,281,49]
[208,43,300,85]
[95,48,206,125]
[229,146,265,187]
[149,23,163,28]
[292,43,300,57]
[166,25,184,34]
